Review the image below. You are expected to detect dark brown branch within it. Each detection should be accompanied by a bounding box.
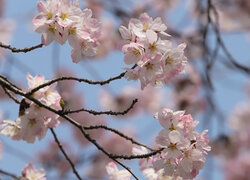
[84,125,154,151]
[208,0,250,74]
[63,99,138,116]
[26,65,137,96]
[0,42,43,53]
[26,73,125,96]
[50,128,82,180]
[0,169,19,179]
[0,76,139,180]
[78,126,139,180]
[2,87,21,104]
[108,148,164,160]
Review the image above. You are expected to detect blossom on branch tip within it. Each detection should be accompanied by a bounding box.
[154,108,210,179]
[32,0,101,63]
[0,74,62,143]
[131,108,210,180]
[106,162,131,180]
[21,162,46,180]
[120,13,187,89]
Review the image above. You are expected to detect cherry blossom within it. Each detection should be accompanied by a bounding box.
[131,108,210,179]
[32,0,102,63]
[106,162,131,180]
[21,162,46,180]
[154,108,210,179]
[119,13,187,89]
[0,73,62,143]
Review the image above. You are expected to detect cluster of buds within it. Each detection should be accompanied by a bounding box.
[0,73,62,143]
[32,0,102,63]
[119,13,187,89]
[131,108,210,180]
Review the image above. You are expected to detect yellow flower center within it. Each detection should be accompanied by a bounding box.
[142,22,148,32]
[46,11,53,19]
[149,43,157,52]
[145,63,153,70]
[165,57,174,65]
[132,49,141,56]
[60,12,68,20]
[48,24,56,33]
[168,143,177,150]
[169,123,176,131]
[68,26,76,35]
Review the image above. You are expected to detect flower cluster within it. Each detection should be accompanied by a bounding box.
[32,0,101,63]
[106,162,131,180]
[0,73,61,143]
[20,162,46,180]
[119,13,187,89]
[132,108,210,180]
[154,108,210,179]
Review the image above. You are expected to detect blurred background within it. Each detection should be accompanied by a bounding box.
[0,0,250,179]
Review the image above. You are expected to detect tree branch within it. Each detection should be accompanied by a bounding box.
[63,99,138,116]
[0,42,43,53]
[50,128,82,180]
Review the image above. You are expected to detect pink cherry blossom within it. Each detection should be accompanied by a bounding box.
[0,73,61,143]
[106,162,131,180]
[153,108,210,179]
[120,13,187,89]
[26,73,61,110]
[32,0,102,63]
[21,162,46,180]
[122,42,144,65]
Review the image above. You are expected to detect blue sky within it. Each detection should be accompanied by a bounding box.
[0,0,250,180]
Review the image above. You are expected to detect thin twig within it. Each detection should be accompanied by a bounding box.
[208,0,250,74]
[50,128,82,180]
[0,77,140,180]
[0,169,19,179]
[84,125,154,151]
[2,87,21,104]
[0,42,43,53]
[108,148,164,160]
[26,65,137,96]
[63,99,138,116]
